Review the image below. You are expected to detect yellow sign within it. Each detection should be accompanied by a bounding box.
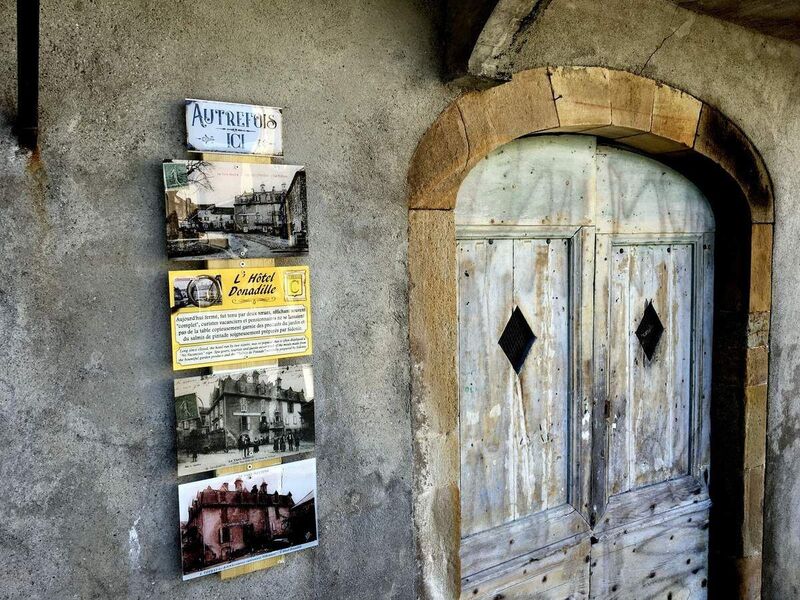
[169,266,312,370]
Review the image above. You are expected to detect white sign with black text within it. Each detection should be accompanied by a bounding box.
[185,98,283,156]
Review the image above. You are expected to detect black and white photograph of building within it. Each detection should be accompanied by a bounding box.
[164,160,308,260]
[172,274,223,309]
[174,364,315,476]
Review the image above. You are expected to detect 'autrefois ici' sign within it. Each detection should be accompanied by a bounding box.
[185,99,283,156]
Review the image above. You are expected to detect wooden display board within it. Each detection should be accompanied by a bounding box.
[205,153,287,580]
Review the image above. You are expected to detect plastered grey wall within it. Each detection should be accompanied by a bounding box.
[3,0,800,598]
[0,1,455,598]
[487,1,800,596]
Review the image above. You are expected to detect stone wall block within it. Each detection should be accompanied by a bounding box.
[414,482,461,600]
[609,70,656,131]
[409,209,460,600]
[745,345,769,386]
[650,84,702,147]
[742,464,765,557]
[694,105,774,223]
[747,311,770,348]
[735,555,763,600]
[408,103,469,210]
[458,68,558,166]
[749,224,773,313]
[744,384,767,470]
[548,66,612,130]
[616,132,687,154]
[409,209,458,448]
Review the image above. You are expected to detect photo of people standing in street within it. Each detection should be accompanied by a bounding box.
[164,160,308,260]
[174,364,315,476]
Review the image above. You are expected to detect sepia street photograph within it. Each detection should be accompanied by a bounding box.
[164,160,308,260]
[174,364,315,476]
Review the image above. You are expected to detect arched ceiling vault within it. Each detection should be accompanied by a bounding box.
[445,0,800,82]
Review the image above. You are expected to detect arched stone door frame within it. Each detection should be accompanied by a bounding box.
[407,66,773,600]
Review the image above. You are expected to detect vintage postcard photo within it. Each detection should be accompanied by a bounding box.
[164,160,308,260]
[175,364,315,476]
[179,458,318,580]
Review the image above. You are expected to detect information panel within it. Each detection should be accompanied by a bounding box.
[169,266,311,370]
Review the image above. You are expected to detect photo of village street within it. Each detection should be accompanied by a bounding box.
[174,364,315,476]
[164,160,308,260]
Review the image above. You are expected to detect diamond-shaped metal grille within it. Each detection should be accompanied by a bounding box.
[635,300,664,361]
[498,307,536,374]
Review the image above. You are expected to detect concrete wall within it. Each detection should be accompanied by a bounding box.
[2,0,800,598]
[484,1,800,596]
[0,1,454,598]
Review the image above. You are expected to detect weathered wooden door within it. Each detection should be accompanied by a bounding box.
[456,136,714,599]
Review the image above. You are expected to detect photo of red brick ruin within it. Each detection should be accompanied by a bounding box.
[179,460,317,579]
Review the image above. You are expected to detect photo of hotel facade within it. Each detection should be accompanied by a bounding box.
[175,365,314,476]
[164,160,308,260]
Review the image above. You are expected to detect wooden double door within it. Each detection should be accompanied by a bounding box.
[456,140,714,599]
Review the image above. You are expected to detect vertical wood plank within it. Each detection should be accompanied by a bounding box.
[458,239,515,535]
[670,244,693,480]
[513,238,570,514]
[607,240,631,496]
[696,234,714,478]
[591,234,611,522]
[573,227,596,521]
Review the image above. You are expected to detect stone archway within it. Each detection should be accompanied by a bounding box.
[408,66,773,600]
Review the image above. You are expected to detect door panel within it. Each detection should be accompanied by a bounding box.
[591,234,713,599]
[589,505,710,599]
[463,536,591,600]
[455,137,715,600]
[607,242,694,495]
[458,236,572,534]
[458,239,516,536]
[458,234,584,583]
[512,238,570,513]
